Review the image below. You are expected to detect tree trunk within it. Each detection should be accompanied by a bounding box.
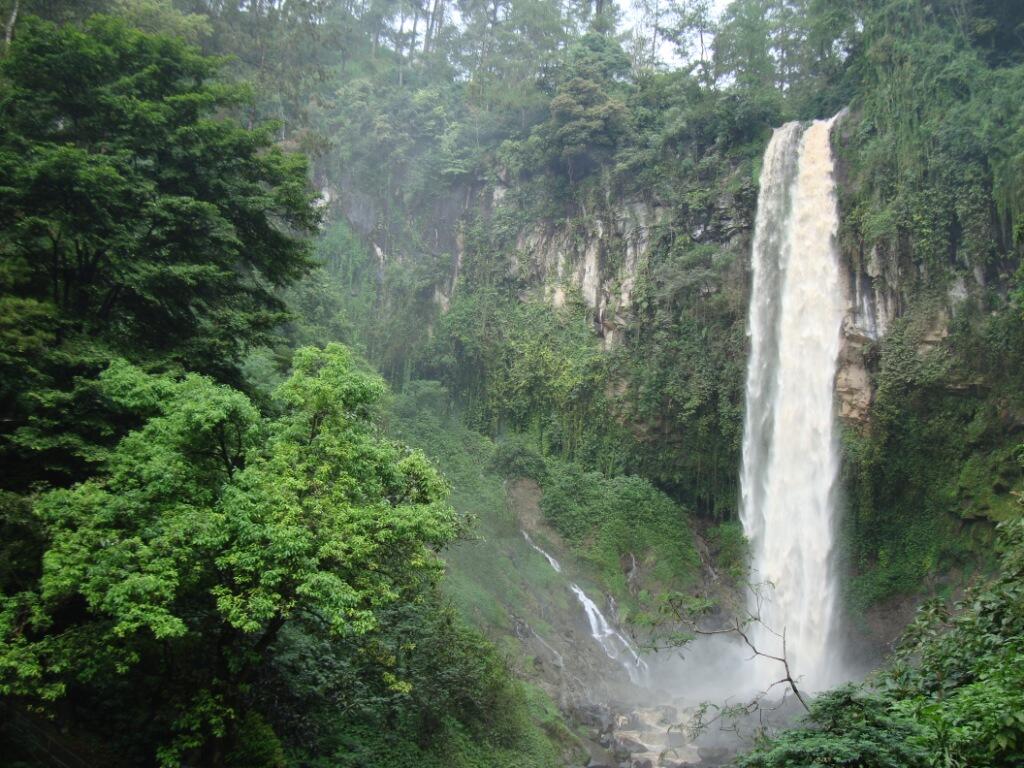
[4,0,19,52]
[424,0,443,54]
[409,5,420,62]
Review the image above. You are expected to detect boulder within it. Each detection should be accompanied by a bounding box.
[613,735,649,760]
[575,703,616,734]
[696,746,731,766]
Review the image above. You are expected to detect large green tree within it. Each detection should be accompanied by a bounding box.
[0,344,458,765]
[0,15,318,488]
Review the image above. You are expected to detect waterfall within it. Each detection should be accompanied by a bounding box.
[739,115,845,691]
[569,584,649,686]
[522,531,563,572]
[522,530,649,685]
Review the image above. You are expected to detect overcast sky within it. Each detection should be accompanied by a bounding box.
[620,0,734,67]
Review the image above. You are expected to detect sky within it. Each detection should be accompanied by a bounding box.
[620,0,735,67]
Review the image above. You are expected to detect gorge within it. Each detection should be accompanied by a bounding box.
[2,3,1023,767]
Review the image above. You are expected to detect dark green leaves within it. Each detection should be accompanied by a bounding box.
[0,15,318,488]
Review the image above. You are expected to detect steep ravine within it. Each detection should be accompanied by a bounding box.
[337,110,1017,761]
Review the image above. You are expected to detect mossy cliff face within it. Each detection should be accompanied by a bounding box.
[456,114,1019,623]
[322,83,1021,634]
[829,99,1024,627]
[509,199,666,348]
[457,169,753,345]
[439,138,891,437]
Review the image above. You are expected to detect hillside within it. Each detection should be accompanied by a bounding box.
[1,1,1023,767]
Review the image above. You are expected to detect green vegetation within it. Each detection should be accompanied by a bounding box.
[1,345,458,762]
[2,0,1024,766]
[0,12,317,490]
[841,294,1024,608]
[386,380,535,637]
[738,512,1024,768]
[539,461,701,616]
[388,379,698,645]
[833,0,1024,609]
[0,8,572,766]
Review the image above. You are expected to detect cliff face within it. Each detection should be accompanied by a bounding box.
[834,238,967,426]
[835,241,937,428]
[836,246,889,425]
[509,198,667,347]
[343,122,983,435]
[459,177,895,423]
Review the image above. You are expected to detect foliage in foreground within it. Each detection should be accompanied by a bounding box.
[0,14,574,766]
[737,511,1024,768]
[0,345,456,762]
[0,345,565,766]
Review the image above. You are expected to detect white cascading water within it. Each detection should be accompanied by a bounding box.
[568,585,649,685]
[522,531,649,685]
[739,115,845,692]
[522,530,563,572]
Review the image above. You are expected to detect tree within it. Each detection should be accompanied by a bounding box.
[627,0,666,71]
[0,344,458,765]
[659,0,714,80]
[713,0,784,91]
[0,0,111,31]
[549,76,630,179]
[0,15,318,487]
[544,32,632,180]
[733,686,931,768]
[109,0,212,41]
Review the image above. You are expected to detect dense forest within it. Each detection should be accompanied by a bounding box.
[1,0,1023,766]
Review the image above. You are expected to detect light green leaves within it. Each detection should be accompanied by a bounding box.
[0,345,456,749]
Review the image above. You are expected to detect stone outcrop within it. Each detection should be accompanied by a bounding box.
[836,248,885,425]
[834,234,974,426]
[508,198,666,347]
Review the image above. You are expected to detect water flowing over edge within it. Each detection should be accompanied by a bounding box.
[739,113,847,693]
[521,531,649,686]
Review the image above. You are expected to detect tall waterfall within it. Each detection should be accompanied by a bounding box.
[739,115,845,691]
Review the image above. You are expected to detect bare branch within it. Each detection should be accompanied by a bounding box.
[655,579,812,715]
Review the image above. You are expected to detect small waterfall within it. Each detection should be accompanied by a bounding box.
[521,531,648,685]
[739,115,845,691]
[569,584,649,686]
[522,531,562,572]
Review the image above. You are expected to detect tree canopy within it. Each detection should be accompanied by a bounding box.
[1,344,459,764]
[0,14,317,488]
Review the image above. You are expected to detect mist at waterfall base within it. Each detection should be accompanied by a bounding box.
[520,530,781,708]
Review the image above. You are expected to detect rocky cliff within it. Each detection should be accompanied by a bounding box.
[457,172,897,424]
[508,198,667,347]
